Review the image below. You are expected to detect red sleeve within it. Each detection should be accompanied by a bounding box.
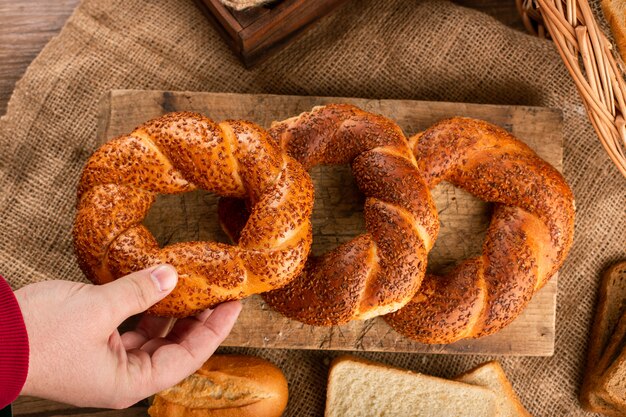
[0,276,29,408]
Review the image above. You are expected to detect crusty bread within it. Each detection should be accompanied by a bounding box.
[580,261,626,415]
[598,344,626,412]
[325,356,498,417]
[593,311,626,412]
[601,0,626,60]
[148,355,288,417]
[221,104,438,325]
[385,118,575,344]
[455,361,532,417]
[74,112,314,317]
[595,265,626,413]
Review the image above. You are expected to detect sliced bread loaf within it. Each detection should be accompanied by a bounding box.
[325,356,498,417]
[598,344,626,411]
[593,310,626,412]
[597,301,626,413]
[580,261,626,415]
[455,361,532,417]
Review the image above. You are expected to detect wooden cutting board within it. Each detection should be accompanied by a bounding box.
[96,90,563,356]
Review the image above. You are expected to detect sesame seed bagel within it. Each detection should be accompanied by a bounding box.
[384,117,575,343]
[73,112,314,317]
[219,104,439,325]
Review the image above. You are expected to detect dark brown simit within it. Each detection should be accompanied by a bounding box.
[384,117,576,343]
[220,104,439,325]
[73,112,314,317]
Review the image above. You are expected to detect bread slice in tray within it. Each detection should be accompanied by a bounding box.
[455,361,532,417]
[325,355,498,417]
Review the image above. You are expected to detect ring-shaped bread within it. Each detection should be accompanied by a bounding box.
[219,104,439,324]
[384,117,575,343]
[73,112,314,317]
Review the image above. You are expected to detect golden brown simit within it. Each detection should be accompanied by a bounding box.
[73,112,314,317]
[384,117,575,343]
[147,355,289,417]
[219,104,439,325]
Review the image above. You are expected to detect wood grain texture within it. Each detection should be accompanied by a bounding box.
[12,396,148,417]
[12,396,78,415]
[0,0,79,116]
[96,90,563,356]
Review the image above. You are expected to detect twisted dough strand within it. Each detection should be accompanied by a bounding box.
[220,104,439,324]
[385,117,575,343]
[74,112,314,317]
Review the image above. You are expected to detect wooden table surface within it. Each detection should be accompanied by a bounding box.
[3,0,526,415]
[0,0,525,116]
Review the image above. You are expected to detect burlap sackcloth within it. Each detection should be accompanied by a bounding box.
[1,0,624,415]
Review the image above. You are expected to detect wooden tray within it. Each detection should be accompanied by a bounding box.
[194,0,349,67]
[97,90,563,356]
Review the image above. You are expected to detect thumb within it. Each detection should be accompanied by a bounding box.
[97,264,178,325]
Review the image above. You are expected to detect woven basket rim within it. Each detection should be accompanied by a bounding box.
[518,0,626,178]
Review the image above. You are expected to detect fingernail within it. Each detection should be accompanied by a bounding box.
[151,265,178,292]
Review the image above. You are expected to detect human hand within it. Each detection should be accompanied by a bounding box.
[14,264,242,408]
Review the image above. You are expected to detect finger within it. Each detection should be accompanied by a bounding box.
[128,300,241,396]
[139,337,172,355]
[196,308,214,323]
[120,331,148,350]
[166,316,208,344]
[95,265,178,327]
[137,315,176,339]
[165,302,237,344]
[121,315,175,350]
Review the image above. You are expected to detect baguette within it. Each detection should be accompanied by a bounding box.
[455,361,532,417]
[580,261,626,415]
[325,355,498,417]
[148,355,288,417]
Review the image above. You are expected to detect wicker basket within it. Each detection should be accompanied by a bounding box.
[518,0,626,178]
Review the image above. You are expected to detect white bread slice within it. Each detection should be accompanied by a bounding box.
[455,361,533,417]
[325,356,498,417]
